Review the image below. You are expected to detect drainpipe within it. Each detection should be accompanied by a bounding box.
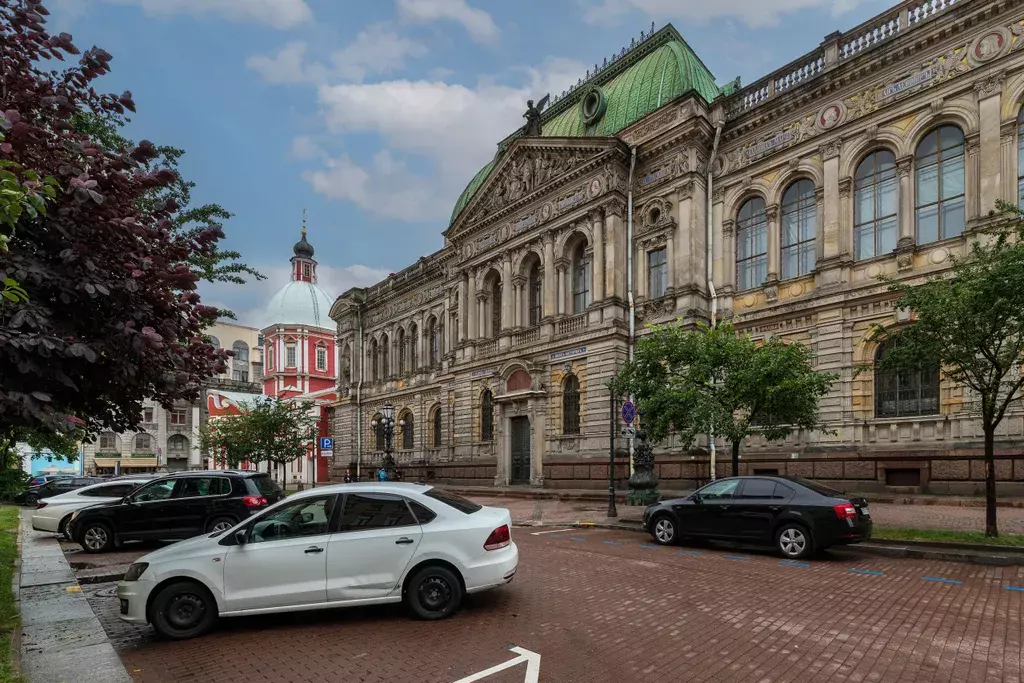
[627,146,637,474]
[356,307,364,480]
[707,122,723,482]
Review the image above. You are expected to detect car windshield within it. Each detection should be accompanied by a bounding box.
[790,477,846,498]
[424,488,481,514]
[252,475,282,496]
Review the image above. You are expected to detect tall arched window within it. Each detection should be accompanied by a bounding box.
[563,374,581,435]
[209,336,220,349]
[372,414,385,451]
[370,339,379,381]
[409,324,419,370]
[232,340,249,363]
[916,125,965,244]
[428,317,440,366]
[490,280,502,337]
[854,150,898,260]
[781,180,817,279]
[736,197,768,290]
[381,333,390,379]
[432,407,443,447]
[481,390,494,442]
[572,243,591,313]
[397,328,406,376]
[874,339,940,418]
[134,433,153,453]
[168,434,188,456]
[401,412,414,450]
[528,261,542,326]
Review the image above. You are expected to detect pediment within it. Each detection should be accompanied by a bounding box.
[450,137,627,237]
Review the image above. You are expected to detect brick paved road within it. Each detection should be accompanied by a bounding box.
[80,527,1024,683]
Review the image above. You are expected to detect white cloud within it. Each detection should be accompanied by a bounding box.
[105,0,313,29]
[304,57,584,222]
[396,0,499,43]
[580,0,865,28]
[201,263,391,329]
[247,25,427,85]
[290,136,320,160]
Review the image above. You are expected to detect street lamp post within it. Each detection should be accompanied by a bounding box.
[371,402,405,479]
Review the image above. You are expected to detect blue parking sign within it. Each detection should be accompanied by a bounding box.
[621,401,636,425]
[319,437,333,450]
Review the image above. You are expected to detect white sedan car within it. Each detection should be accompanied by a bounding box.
[31,477,152,537]
[117,482,518,639]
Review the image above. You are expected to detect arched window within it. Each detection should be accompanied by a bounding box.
[432,407,443,447]
[528,261,542,326]
[134,433,153,453]
[381,333,390,379]
[370,339,379,381]
[915,125,965,244]
[401,412,414,450]
[874,339,940,418]
[736,197,768,290]
[1018,108,1024,207]
[854,150,898,260]
[372,414,385,451]
[490,279,502,337]
[397,328,406,376]
[429,318,441,365]
[781,180,817,279]
[481,390,494,442]
[167,434,188,455]
[98,432,118,452]
[563,374,581,435]
[209,336,220,348]
[572,243,591,313]
[232,340,249,363]
[409,324,419,370]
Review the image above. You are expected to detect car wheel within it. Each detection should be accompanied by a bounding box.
[651,514,678,546]
[776,523,812,559]
[149,580,218,641]
[80,522,114,553]
[24,494,38,507]
[206,517,236,534]
[58,516,72,540]
[406,566,463,620]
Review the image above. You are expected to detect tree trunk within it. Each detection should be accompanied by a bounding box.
[731,440,741,478]
[984,426,998,537]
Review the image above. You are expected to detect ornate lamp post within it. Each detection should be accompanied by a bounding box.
[371,402,406,477]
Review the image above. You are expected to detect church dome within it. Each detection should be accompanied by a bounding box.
[293,233,315,258]
[263,280,334,329]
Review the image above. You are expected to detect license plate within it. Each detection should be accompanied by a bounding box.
[860,507,870,517]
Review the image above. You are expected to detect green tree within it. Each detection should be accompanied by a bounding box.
[201,399,319,476]
[0,426,81,499]
[869,201,1024,537]
[613,323,835,477]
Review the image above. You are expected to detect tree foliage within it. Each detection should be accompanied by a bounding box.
[0,0,234,439]
[869,201,1024,537]
[200,400,319,471]
[612,323,836,476]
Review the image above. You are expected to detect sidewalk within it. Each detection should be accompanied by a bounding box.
[17,511,129,683]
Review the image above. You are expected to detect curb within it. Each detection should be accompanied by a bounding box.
[514,521,1024,565]
[11,519,21,680]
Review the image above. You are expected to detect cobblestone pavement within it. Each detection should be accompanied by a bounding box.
[80,526,1024,683]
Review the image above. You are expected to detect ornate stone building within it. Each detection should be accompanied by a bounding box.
[330,0,1024,495]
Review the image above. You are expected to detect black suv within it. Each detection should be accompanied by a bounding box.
[69,470,285,553]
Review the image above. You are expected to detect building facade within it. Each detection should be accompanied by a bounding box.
[206,320,264,384]
[329,0,1024,495]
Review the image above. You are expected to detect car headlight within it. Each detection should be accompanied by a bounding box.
[123,562,149,582]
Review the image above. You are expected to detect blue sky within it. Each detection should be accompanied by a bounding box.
[49,0,890,327]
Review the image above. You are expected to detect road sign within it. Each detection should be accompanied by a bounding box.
[453,646,541,683]
[320,450,333,458]
[319,437,333,450]
[620,426,636,439]
[621,401,636,425]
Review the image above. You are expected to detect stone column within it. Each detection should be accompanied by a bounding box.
[665,234,676,295]
[635,240,647,299]
[977,82,1002,215]
[722,219,736,290]
[466,271,477,341]
[765,203,780,283]
[501,256,513,332]
[896,155,914,247]
[820,140,842,260]
[542,234,556,317]
[458,277,468,344]
[556,258,568,316]
[478,293,487,339]
[512,276,525,328]
[604,200,626,301]
[838,177,852,256]
[999,121,1016,209]
[591,211,605,303]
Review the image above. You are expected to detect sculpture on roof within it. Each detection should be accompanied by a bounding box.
[522,94,550,137]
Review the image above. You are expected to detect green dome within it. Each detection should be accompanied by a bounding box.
[448,25,723,227]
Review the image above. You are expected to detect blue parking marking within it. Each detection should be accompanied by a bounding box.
[1004,585,1024,592]
[922,577,962,585]
[848,569,885,576]
[570,537,586,541]
[638,544,658,549]
[779,560,810,567]
[678,549,701,555]
[603,541,621,545]
[724,555,750,561]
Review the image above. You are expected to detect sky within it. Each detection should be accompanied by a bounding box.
[48,0,891,328]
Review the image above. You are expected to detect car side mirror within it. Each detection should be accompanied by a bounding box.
[122,496,135,506]
[691,493,702,504]
[234,529,248,546]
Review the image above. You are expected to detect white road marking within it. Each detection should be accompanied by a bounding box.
[529,528,574,536]
[452,647,541,683]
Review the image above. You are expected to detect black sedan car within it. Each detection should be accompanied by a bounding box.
[14,477,103,506]
[642,476,872,559]
[68,470,286,553]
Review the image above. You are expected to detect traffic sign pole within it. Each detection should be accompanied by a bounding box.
[607,390,617,519]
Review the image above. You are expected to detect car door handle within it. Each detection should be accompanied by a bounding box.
[769,506,782,512]
[718,505,731,511]
[304,546,324,554]
[395,537,415,545]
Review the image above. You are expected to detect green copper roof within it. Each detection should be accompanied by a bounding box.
[448,24,722,227]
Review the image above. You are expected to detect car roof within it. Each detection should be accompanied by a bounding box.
[147,470,267,479]
[289,482,433,498]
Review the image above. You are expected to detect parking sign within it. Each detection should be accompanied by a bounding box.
[621,401,636,425]
[319,436,333,450]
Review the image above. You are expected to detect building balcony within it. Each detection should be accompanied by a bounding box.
[557,312,588,337]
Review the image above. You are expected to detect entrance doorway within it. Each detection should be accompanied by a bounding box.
[510,416,531,485]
